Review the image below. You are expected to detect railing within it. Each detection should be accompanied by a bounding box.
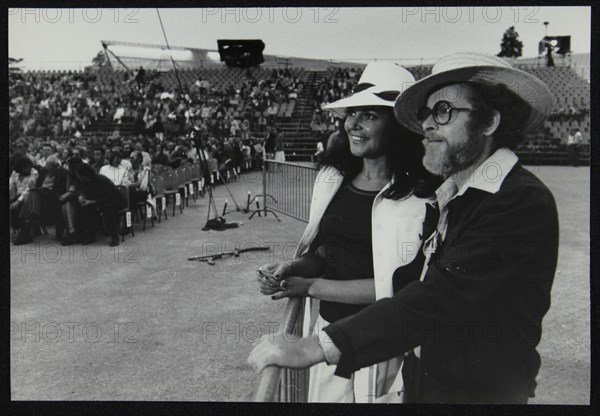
[252,159,317,401]
[252,297,309,402]
[263,160,318,223]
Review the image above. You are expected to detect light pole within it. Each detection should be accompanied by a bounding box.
[543,21,549,37]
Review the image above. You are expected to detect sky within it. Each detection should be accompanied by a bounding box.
[8,6,591,70]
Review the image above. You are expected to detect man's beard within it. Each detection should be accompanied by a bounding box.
[423,133,487,178]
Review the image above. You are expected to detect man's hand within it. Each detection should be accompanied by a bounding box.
[80,198,95,207]
[10,200,21,210]
[247,332,325,373]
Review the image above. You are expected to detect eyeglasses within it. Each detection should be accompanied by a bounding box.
[351,83,400,102]
[417,101,477,125]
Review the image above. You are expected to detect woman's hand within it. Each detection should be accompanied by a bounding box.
[269,276,316,300]
[256,271,281,295]
[256,262,294,296]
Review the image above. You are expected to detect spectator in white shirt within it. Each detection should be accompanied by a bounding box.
[100,150,133,186]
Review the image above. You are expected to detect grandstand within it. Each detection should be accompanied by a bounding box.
[9,41,589,165]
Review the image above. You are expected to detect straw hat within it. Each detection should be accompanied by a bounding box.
[394,52,553,134]
[323,62,416,118]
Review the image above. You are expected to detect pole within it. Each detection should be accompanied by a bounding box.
[156,9,185,95]
[262,147,268,216]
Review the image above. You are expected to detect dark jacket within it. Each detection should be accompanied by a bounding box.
[81,174,125,209]
[324,164,559,403]
[35,166,68,195]
[265,131,276,153]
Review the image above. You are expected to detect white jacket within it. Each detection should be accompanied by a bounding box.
[295,166,431,398]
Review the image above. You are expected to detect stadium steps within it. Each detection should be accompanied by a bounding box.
[281,71,326,161]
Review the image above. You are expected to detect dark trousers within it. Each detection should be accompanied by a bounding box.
[10,199,24,231]
[567,144,579,166]
[402,351,529,404]
[77,200,123,240]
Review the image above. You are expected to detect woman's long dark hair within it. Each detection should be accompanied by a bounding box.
[318,110,441,200]
[13,155,34,176]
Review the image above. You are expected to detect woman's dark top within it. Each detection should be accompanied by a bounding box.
[310,182,379,323]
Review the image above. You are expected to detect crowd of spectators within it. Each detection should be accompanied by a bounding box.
[9,65,304,147]
[8,64,301,205]
[9,133,268,247]
[9,65,292,247]
[314,67,360,109]
[310,67,361,143]
[547,105,589,122]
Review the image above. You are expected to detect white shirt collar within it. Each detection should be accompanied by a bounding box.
[447,147,519,198]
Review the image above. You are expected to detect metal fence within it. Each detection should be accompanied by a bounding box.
[252,159,316,402]
[252,298,308,402]
[263,160,318,223]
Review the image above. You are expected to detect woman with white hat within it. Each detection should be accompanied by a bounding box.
[256,62,440,402]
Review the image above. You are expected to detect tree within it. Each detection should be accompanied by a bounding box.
[91,50,108,68]
[497,26,523,58]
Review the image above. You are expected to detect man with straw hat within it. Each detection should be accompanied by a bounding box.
[249,52,559,404]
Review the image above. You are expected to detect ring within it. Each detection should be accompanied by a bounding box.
[279,280,288,290]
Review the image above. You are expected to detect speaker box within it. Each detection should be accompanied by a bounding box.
[217,39,265,68]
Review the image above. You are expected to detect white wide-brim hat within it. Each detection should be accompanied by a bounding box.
[323,62,416,118]
[394,52,554,134]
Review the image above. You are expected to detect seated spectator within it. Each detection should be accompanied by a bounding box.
[113,106,125,123]
[186,141,199,162]
[21,156,69,242]
[71,147,82,161]
[91,147,107,173]
[168,144,188,169]
[59,158,85,245]
[14,140,37,164]
[119,144,134,173]
[35,143,56,169]
[152,143,170,166]
[130,152,153,209]
[241,118,251,140]
[131,141,152,166]
[56,147,70,166]
[72,162,125,247]
[100,150,133,186]
[266,103,278,121]
[9,156,40,244]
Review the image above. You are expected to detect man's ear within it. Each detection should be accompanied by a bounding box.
[483,110,501,136]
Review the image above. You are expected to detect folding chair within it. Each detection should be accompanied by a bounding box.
[116,185,134,241]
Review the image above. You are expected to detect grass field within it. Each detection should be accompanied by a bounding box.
[10,165,590,403]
